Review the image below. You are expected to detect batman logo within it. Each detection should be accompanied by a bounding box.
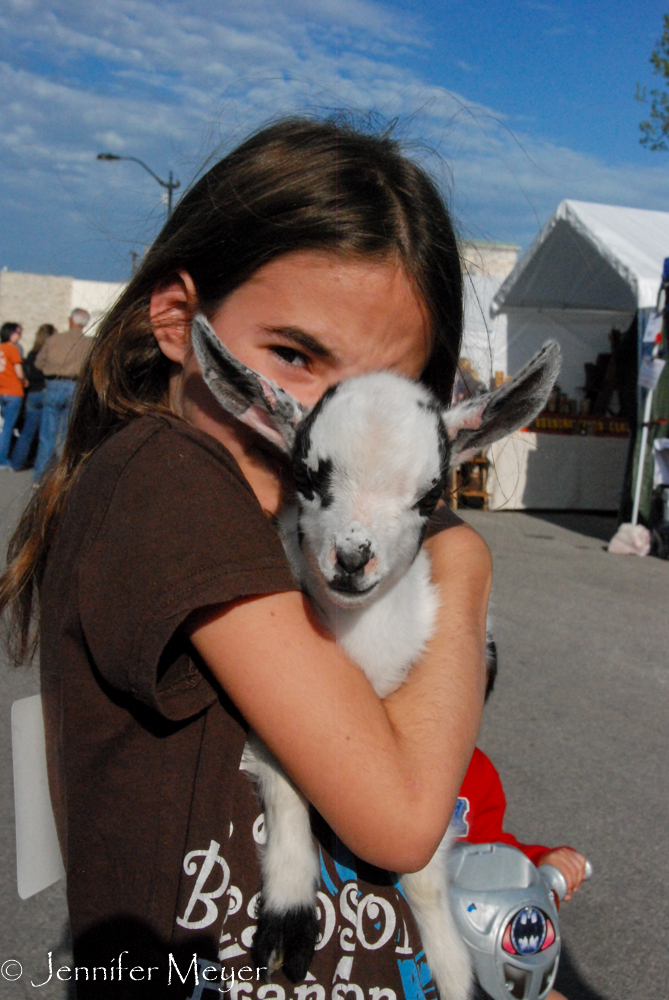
[510,907,547,955]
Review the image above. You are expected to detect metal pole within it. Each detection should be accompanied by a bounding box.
[632,386,653,525]
[631,258,669,525]
[97,153,180,217]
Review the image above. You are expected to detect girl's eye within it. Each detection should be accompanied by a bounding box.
[270,346,310,368]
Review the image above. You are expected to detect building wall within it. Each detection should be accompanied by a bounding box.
[460,241,520,385]
[0,270,126,353]
[71,279,126,333]
[461,241,521,280]
[0,270,73,353]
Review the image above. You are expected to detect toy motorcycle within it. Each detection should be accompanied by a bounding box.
[449,842,592,1000]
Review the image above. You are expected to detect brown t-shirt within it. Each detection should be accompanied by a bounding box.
[40,414,437,1000]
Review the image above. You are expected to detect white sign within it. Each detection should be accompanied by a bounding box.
[644,313,664,343]
[12,695,65,899]
[639,357,666,390]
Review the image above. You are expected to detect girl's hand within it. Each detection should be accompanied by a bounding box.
[539,848,587,901]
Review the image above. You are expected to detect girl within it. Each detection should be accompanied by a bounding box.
[1,118,491,999]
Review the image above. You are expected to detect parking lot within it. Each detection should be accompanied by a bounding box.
[1,469,667,999]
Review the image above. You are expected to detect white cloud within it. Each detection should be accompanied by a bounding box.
[0,0,668,280]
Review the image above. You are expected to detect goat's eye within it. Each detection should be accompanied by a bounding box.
[293,462,314,500]
[293,459,333,507]
[413,482,443,517]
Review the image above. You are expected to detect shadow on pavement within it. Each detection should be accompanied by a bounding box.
[554,943,611,1000]
[523,511,617,542]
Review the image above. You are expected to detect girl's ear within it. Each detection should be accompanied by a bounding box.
[150,271,198,363]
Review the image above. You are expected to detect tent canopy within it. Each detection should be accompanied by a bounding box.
[493,200,669,314]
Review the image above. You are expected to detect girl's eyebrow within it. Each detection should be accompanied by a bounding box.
[261,325,336,361]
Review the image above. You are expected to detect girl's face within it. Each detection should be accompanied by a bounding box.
[205,250,432,408]
[154,250,433,511]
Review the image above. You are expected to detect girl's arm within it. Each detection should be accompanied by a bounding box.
[189,522,490,873]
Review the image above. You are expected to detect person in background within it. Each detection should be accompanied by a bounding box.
[456,660,586,1000]
[458,748,587,901]
[0,323,26,468]
[10,323,57,472]
[0,322,23,341]
[452,357,487,402]
[34,308,92,478]
[0,321,25,358]
[458,749,583,1000]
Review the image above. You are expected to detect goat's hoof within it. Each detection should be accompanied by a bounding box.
[252,912,283,977]
[252,905,319,983]
[281,907,319,982]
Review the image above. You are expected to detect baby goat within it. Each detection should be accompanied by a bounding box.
[191,314,561,1000]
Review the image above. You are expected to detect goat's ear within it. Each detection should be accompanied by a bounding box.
[443,341,561,467]
[190,312,308,453]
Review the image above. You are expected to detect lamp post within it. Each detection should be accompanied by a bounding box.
[97,153,181,217]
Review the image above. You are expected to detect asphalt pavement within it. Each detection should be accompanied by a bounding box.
[463,508,668,999]
[0,471,73,1000]
[0,468,667,999]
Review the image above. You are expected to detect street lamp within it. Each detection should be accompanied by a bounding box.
[97,153,181,217]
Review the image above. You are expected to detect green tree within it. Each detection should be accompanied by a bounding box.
[637,13,669,150]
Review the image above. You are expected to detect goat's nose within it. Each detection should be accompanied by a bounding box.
[336,542,372,575]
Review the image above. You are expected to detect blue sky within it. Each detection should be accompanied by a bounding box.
[1,0,668,281]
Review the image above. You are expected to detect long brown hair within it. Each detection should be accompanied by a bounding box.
[32,323,57,354]
[1,115,463,664]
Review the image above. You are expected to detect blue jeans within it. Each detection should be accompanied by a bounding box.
[0,394,23,465]
[34,379,77,479]
[10,390,45,470]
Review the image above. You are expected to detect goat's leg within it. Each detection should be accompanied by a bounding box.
[244,735,320,982]
[399,836,472,1000]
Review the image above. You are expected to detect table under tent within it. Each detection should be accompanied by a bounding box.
[480,199,669,512]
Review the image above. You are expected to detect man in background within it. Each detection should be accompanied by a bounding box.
[34,307,92,478]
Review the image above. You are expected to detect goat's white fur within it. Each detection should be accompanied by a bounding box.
[260,375,471,999]
[190,313,561,1000]
[242,734,321,911]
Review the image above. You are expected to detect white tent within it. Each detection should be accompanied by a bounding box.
[492,200,669,396]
